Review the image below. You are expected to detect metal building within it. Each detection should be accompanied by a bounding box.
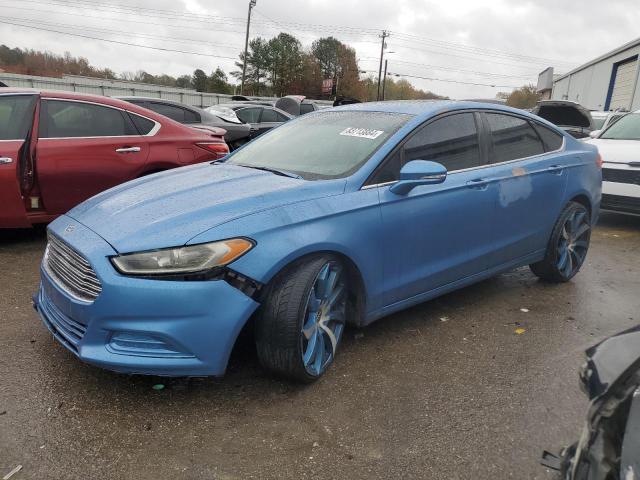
[550,37,640,111]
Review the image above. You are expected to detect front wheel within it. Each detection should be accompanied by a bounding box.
[530,201,591,282]
[255,256,348,383]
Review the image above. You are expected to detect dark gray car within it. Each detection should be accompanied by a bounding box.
[210,103,293,137]
[117,97,253,150]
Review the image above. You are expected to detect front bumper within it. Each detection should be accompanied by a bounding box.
[34,217,259,376]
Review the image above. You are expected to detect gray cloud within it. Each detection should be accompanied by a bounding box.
[1,0,638,98]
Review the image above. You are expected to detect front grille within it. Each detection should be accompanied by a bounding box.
[601,194,640,215]
[44,234,102,302]
[39,288,87,352]
[602,168,640,185]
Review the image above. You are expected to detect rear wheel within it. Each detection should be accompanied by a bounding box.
[255,256,348,383]
[530,202,591,282]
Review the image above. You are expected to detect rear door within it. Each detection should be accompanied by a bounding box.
[479,112,568,266]
[0,93,38,227]
[36,98,150,214]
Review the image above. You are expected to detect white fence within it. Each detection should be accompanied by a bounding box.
[0,73,333,108]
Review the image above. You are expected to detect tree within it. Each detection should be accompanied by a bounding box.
[192,69,208,92]
[505,84,540,109]
[267,33,303,97]
[207,67,232,94]
[231,38,269,95]
[175,75,192,89]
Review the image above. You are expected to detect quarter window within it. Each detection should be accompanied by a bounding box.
[404,113,482,171]
[40,100,137,138]
[533,123,563,151]
[128,113,156,135]
[486,113,544,163]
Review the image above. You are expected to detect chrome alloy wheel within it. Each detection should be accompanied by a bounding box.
[557,209,590,278]
[300,262,347,376]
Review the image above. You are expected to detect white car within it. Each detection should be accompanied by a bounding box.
[590,110,627,133]
[586,111,640,215]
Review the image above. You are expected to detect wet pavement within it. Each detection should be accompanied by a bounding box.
[1,212,639,480]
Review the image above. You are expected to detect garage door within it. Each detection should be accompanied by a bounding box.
[609,58,638,110]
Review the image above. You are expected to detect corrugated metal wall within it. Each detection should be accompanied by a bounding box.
[0,73,333,108]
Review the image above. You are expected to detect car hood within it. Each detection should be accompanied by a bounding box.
[582,325,640,400]
[584,138,640,165]
[67,163,344,253]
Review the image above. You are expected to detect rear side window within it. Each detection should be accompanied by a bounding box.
[300,103,315,115]
[40,100,137,138]
[260,108,279,123]
[147,102,200,124]
[128,113,156,135]
[533,123,563,151]
[486,113,544,163]
[0,95,37,140]
[236,107,261,123]
[404,113,482,171]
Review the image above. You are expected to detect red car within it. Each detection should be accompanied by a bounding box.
[0,89,229,228]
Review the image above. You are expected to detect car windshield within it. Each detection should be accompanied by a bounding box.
[600,113,640,140]
[592,117,606,129]
[225,111,412,180]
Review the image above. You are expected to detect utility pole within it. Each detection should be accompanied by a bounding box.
[240,0,257,95]
[381,59,388,100]
[376,30,389,101]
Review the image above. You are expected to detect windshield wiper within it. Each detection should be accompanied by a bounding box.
[236,164,303,179]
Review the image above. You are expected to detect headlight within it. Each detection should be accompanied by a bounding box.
[111,238,254,276]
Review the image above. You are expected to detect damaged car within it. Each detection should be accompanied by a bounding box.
[533,100,595,139]
[542,325,640,479]
[34,101,601,382]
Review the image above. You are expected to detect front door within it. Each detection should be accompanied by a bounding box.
[0,93,38,227]
[374,112,498,307]
[36,98,150,214]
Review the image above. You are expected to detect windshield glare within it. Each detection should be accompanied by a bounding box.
[600,113,640,140]
[226,111,412,180]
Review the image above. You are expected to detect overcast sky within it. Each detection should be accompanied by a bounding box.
[1,0,639,99]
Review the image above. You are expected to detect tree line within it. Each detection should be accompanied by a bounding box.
[0,39,540,105]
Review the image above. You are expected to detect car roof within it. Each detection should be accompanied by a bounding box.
[327,100,535,119]
[0,88,145,110]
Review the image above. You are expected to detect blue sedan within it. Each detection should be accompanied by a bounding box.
[35,101,602,382]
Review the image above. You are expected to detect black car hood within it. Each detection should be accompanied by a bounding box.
[583,325,640,400]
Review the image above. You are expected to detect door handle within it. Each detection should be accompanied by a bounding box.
[115,146,141,153]
[0,157,13,164]
[547,165,564,174]
[466,178,489,190]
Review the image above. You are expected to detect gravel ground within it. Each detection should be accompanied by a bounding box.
[1,211,639,480]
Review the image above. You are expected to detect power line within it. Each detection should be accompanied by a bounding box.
[0,20,238,60]
[0,16,243,50]
[361,70,519,88]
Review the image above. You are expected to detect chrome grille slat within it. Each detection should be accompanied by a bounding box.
[44,234,102,302]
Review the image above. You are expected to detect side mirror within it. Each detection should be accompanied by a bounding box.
[589,130,602,139]
[389,160,447,195]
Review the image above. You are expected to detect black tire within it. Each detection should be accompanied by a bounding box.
[255,255,347,383]
[530,201,591,282]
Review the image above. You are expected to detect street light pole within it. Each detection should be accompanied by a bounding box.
[240,0,257,95]
[376,30,389,101]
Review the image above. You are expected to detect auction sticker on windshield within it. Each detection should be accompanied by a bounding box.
[339,127,384,139]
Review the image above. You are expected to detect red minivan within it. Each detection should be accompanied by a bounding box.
[0,89,229,228]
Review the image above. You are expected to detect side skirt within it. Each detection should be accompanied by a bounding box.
[364,250,545,325]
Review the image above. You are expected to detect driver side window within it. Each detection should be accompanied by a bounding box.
[368,112,483,185]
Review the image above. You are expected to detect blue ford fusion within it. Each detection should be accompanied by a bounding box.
[35,101,601,382]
